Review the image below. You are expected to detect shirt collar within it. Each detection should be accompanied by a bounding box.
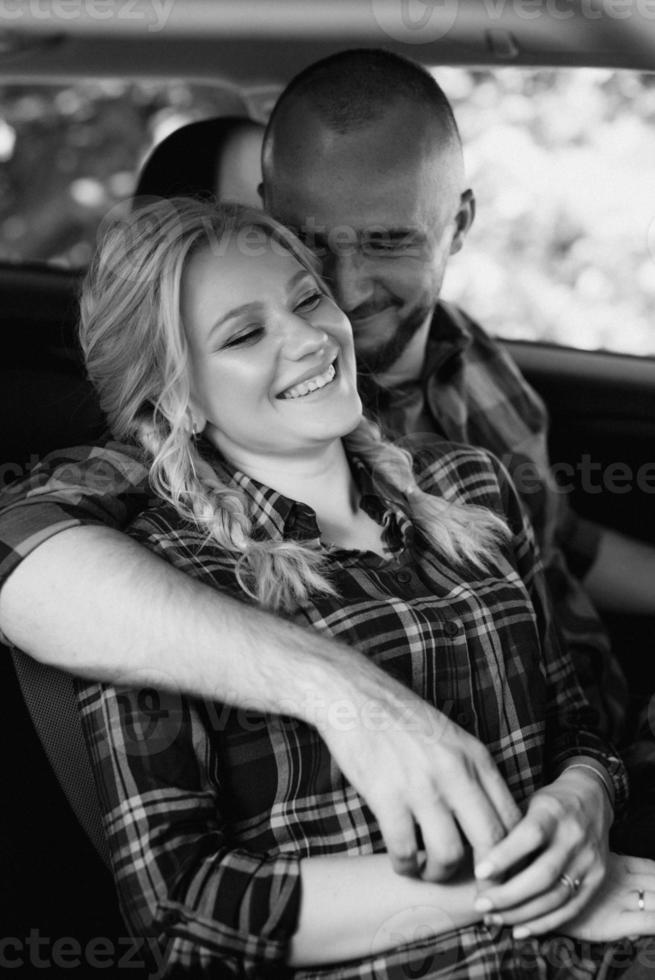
[198,442,408,549]
[198,443,316,542]
[420,301,472,380]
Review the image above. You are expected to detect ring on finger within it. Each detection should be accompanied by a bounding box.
[559,873,582,900]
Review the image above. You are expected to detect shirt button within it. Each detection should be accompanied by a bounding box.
[444,620,459,637]
[396,570,412,585]
[457,711,472,728]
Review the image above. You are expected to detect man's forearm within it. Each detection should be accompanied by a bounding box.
[0,525,349,720]
[583,527,655,615]
[0,525,520,881]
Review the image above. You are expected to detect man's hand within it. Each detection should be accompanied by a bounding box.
[472,766,611,936]
[311,666,521,881]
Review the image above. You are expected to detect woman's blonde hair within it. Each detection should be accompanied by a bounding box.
[80,197,507,612]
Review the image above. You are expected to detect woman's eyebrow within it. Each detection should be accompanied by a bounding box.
[286,268,314,293]
[208,301,265,340]
[206,269,313,342]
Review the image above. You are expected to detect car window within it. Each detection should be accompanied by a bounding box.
[0,80,272,268]
[439,67,655,357]
[1,69,653,357]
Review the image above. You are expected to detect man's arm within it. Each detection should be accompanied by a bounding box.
[0,523,520,879]
[583,526,655,615]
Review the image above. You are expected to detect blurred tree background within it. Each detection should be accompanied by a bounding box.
[1,68,654,355]
[441,68,655,356]
[0,80,272,266]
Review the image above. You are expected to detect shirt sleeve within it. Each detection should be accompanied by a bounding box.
[76,669,301,979]
[0,440,151,591]
[554,499,604,580]
[489,452,628,817]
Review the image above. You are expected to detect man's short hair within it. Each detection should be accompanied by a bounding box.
[265,47,460,143]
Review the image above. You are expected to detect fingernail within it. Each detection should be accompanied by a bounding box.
[513,926,531,940]
[474,896,494,913]
[475,861,495,880]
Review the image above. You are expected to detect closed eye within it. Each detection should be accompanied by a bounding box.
[222,325,264,349]
[363,239,418,256]
[294,290,323,313]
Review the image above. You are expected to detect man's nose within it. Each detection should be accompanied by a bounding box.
[280,314,329,360]
[326,251,373,314]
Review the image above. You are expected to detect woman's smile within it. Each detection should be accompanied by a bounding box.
[277,358,337,400]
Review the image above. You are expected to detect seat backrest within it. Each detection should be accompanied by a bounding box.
[11,649,111,867]
[0,263,106,476]
[0,261,118,931]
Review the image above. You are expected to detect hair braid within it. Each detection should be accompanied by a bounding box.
[138,416,335,613]
[345,417,509,569]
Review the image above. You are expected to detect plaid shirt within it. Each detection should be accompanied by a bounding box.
[0,304,628,741]
[363,303,627,741]
[76,443,627,979]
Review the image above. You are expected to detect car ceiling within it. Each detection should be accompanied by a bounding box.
[0,0,654,85]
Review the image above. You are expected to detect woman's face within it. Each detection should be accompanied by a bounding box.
[182,235,362,469]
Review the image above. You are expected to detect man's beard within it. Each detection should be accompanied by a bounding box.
[354,302,432,378]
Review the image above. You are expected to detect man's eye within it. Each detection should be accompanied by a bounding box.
[222,325,263,348]
[363,239,415,255]
[294,291,322,313]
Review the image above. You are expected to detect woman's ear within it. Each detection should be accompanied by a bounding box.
[450,188,476,256]
[187,404,206,438]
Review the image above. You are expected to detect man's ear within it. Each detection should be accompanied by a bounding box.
[450,188,475,255]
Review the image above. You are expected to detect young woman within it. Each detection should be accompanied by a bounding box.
[76,198,655,979]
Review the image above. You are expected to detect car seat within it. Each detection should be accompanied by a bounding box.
[0,262,128,958]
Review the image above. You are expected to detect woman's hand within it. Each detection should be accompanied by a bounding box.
[473,766,612,936]
[563,853,655,941]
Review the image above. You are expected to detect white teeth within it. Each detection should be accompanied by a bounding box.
[280,363,336,400]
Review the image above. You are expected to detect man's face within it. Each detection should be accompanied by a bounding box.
[264,100,470,379]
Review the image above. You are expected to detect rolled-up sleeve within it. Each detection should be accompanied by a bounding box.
[0,441,151,591]
[76,679,301,978]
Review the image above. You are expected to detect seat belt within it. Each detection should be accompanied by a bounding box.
[10,647,111,868]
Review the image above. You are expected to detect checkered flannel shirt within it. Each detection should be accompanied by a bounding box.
[0,303,628,738]
[76,442,627,979]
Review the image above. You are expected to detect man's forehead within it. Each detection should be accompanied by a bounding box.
[278,126,436,187]
[267,100,456,227]
[268,152,438,241]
